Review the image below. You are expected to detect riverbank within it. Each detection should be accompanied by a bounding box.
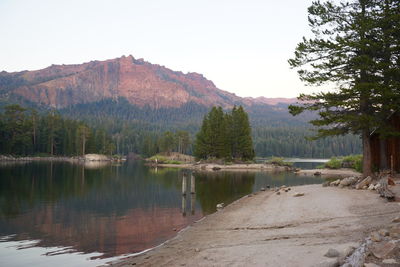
[148,162,291,172]
[297,168,361,178]
[0,154,126,162]
[110,183,400,266]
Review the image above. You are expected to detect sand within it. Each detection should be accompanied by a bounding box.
[109,184,400,267]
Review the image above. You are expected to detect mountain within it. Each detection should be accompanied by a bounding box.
[0,55,362,158]
[0,55,285,109]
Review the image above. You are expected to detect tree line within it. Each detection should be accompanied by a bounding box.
[289,0,400,176]
[0,105,114,156]
[194,106,254,161]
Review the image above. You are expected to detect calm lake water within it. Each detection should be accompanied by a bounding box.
[0,161,323,267]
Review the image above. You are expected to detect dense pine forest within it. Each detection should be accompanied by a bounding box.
[194,106,254,160]
[0,105,114,156]
[0,101,362,158]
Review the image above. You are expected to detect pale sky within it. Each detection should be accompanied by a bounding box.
[0,0,319,98]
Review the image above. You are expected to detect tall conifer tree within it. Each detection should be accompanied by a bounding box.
[288,0,400,176]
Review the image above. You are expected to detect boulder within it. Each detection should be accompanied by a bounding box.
[313,258,339,267]
[293,192,305,197]
[340,177,357,187]
[378,229,389,237]
[370,232,382,242]
[392,216,400,223]
[216,203,224,209]
[324,248,340,258]
[368,184,375,190]
[84,154,110,161]
[370,241,396,259]
[355,176,372,190]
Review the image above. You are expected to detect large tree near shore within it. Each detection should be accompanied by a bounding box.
[288,0,400,177]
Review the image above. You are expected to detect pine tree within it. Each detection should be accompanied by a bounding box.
[194,106,254,160]
[288,0,400,176]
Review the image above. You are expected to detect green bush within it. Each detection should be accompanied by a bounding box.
[324,157,342,169]
[267,157,293,167]
[323,155,362,172]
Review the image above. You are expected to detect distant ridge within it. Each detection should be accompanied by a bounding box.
[0,55,297,109]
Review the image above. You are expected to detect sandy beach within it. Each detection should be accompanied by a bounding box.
[109,184,400,266]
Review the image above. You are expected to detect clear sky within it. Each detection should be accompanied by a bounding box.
[0,0,319,98]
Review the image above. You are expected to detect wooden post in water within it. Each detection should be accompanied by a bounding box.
[182,173,187,196]
[191,193,196,215]
[190,174,195,194]
[182,195,187,216]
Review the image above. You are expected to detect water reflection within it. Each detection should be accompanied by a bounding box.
[0,161,322,265]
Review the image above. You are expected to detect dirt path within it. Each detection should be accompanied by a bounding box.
[110,185,400,267]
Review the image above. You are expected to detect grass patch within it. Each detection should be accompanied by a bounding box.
[323,155,362,172]
[147,155,183,164]
[267,157,293,167]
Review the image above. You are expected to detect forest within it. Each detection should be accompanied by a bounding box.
[0,104,114,156]
[194,106,254,160]
[0,101,362,158]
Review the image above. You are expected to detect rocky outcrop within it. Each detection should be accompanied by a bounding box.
[1,55,253,109]
[0,55,298,110]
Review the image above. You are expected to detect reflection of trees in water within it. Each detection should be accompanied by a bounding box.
[0,162,199,257]
[194,171,255,215]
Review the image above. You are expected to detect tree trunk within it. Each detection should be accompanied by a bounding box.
[362,130,373,177]
[379,138,388,170]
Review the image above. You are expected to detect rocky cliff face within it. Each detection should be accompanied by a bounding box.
[0,55,295,109]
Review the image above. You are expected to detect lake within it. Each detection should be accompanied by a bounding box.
[0,160,323,267]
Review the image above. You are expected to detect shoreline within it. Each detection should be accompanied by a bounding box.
[0,154,125,163]
[149,162,362,177]
[148,162,292,172]
[110,183,400,266]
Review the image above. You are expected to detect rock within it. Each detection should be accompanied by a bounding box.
[314,258,339,267]
[84,154,110,161]
[212,167,221,171]
[331,179,341,186]
[314,171,322,176]
[322,181,330,187]
[340,177,357,186]
[382,259,397,264]
[370,241,396,259]
[389,225,400,238]
[370,232,382,242]
[276,191,281,195]
[392,216,400,223]
[195,248,200,252]
[363,185,368,189]
[368,184,375,190]
[363,263,381,267]
[388,177,395,186]
[281,185,287,189]
[343,246,356,258]
[355,176,372,190]
[293,192,305,197]
[324,248,340,258]
[285,188,290,192]
[378,229,389,237]
[216,203,224,209]
[260,187,266,191]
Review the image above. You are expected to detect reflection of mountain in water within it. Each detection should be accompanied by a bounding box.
[0,161,322,259]
[0,162,259,258]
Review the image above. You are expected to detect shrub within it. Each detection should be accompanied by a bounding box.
[324,157,342,169]
[268,157,293,167]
